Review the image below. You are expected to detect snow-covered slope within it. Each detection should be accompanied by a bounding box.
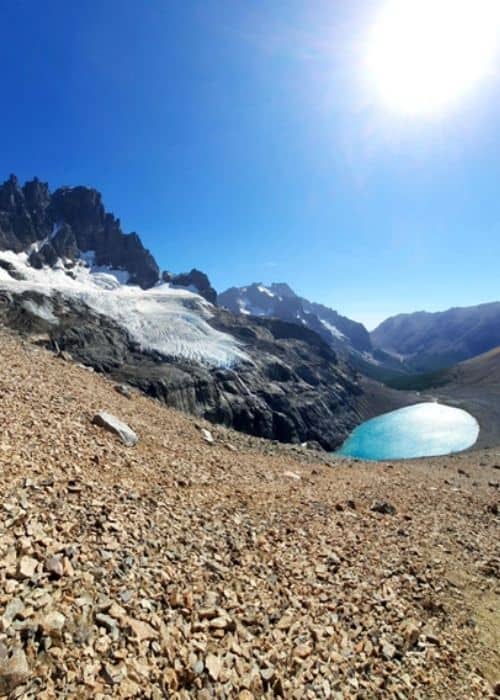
[0,250,248,367]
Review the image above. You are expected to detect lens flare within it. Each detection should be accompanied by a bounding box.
[366,0,500,115]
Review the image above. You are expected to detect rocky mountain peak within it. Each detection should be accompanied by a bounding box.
[0,175,160,288]
[23,178,51,211]
[162,268,217,304]
[218,282,373,356]
[269,282,297,298]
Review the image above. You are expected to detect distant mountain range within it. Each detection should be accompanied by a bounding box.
[218,286,500,382]
[371,303,500,373]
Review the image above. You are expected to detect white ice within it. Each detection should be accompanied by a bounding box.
[0,250,248,368]
[320,319,346,340]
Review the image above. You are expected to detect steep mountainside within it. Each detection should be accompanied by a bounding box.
[371,302,500,372]
[218,283,372,353]
[218,282,407,381]
[0,175,408,449]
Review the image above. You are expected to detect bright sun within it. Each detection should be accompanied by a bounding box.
[367,0,500,115]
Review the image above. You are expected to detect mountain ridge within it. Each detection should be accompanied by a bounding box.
[218,281,373,355]
[371,301,500,372]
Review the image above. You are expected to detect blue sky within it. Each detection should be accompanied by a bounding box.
[1,0,500,329]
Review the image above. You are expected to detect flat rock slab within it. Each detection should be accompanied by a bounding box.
[92,412,138,446]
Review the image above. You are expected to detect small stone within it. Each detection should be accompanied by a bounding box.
[0,598,24,632]
[402,621,420,649]
[17,555,38,579]
[293,644,312,658]
[126,618,157,641]
[168,590,184,608]
[44,555,64,578]
[42,611,66,635]
[209,616,230,630]
[260,667,275,682]
[371,501,397,516]
[102,662,127,685]
[108,603,127,620]
[95,613,118,634]
[92,412,138,446]
[201,428,214,444]
[382,640,397,659]
[276,615,293,630]
[115,384,133,399]
[0,647,29,695]
[205,653,221,681]
[193,659,204,675]
[283,470,301,481]
[63,556,75,577]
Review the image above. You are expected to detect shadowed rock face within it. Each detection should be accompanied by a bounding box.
[162,269,217,304]
[0,175,159,289]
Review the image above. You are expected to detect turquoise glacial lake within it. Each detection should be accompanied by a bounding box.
[337,402,479,460]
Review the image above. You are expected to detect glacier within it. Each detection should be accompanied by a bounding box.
[0,250,248,368]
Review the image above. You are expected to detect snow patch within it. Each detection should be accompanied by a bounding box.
[320,319,346,340]
[237,300,266,317]
[27,222,62,255]
[80,250,131,285]
[257,285,275,297]
[360,351,382,366]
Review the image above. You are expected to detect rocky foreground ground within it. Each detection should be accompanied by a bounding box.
[0,330,498,699]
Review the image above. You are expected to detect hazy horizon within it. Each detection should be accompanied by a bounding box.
[2,1,500,330]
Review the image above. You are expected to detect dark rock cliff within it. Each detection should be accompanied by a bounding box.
[0,175,159,288]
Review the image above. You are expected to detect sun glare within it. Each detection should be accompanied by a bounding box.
[366,0,500,115]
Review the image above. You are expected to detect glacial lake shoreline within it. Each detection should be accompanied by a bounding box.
[337,402,480,461]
